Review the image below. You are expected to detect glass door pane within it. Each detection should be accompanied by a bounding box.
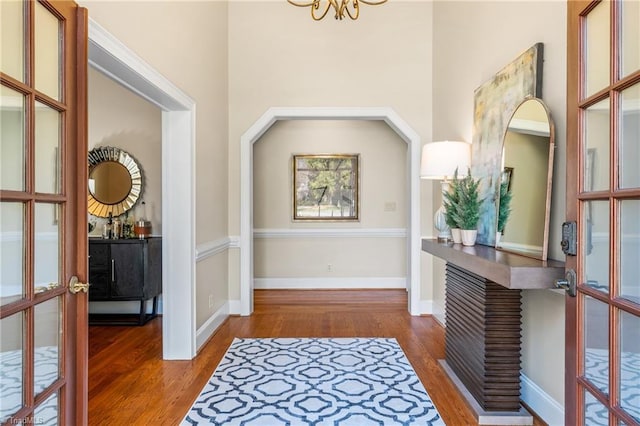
[620,200,640,303]
[584,200,610,293]
[619,83,640,189]
[620,0,640,79]
[0,0,25,83]
[1,85,26,192]
[34,102,61,194]
[34,1,61,101]
[585,0,611,98]
[34,297,61,395]
[584,98,610,192]
[33,391,58,425]
[34,203,60,293]
[619,310,640,423]
[0,311,24,422]
[584,389,609,426]
[0,202,25,304]
[584,295,610,395]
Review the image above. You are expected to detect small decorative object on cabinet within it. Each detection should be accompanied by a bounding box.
[88,237,162,325]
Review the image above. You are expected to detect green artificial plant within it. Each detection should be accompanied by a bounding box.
[443,168,461,229]
[451,168,481,230]
[497,180,512,234]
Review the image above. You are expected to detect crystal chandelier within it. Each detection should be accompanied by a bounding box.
[287,0,388,21]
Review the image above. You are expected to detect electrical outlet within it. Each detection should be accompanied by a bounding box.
[327,264,332,272]
[384,202,396,212]
[208,294,214,308]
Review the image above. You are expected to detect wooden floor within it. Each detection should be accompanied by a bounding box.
[88,289,546,425]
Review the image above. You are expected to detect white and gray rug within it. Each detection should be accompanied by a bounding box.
[182,338,445,425]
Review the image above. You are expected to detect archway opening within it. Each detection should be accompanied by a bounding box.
[239,107,424,316]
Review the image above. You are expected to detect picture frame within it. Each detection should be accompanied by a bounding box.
[293,154,359,221]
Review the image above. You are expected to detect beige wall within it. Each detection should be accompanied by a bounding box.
[253,120,407,279]
[432,0,567,406]
[228,0,434,299]
[87,67,162,233]
[80,1,230,325]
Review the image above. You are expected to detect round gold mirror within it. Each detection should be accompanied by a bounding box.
[88,146,143,218]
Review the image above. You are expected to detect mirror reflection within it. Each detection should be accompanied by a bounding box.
[89,162,132,204]
[88,146,142,218]
[496,98,554,260]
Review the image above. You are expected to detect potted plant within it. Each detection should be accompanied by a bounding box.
[443,168,463,243]
[452,168,481,246]
[496,179,512,244]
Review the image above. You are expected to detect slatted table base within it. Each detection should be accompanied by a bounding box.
[444,263,533,425]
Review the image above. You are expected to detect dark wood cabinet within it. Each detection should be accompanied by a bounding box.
[89,237,162,325]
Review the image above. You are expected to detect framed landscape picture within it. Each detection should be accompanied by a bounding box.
[293,154,359,221]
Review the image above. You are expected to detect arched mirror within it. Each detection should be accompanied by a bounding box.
[496,97,554,260]
[88,146,143,218]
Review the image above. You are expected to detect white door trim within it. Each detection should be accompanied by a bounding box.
[240,107,423,316]
[88,19,197,360]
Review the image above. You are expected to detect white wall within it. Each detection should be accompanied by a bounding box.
[228,0,434,301]
[432,0,567,418]
[80,0,230,329]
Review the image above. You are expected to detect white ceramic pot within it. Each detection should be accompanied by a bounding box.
[451,228,462,244]
[461,229,478,246]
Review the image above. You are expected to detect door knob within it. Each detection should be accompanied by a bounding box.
[69,276,90,294]
[555,269,577,297]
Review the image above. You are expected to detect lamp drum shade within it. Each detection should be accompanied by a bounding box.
[420,141,471,180]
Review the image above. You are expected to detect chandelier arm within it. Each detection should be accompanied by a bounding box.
[358,0,387,5]
[343,0,360,20]
[287,0,318,7]
[311,0,333,20]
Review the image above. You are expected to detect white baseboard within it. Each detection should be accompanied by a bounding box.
[520,373,564,426]
[253,277,406,290]
[196,302,230,351]
[418,299,434,315]
[228,299,242,316]
[432,300,445,327]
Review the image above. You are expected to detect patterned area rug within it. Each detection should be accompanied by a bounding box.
[584,348,640,425]
[1,346,59,424]
[182,338,445,425]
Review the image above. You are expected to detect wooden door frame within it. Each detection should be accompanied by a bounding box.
[565,2,587,424]
[86,19,197,360]
[73,7,89,423]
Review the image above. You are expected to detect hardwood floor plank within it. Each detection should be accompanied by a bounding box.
[88,289,546,425]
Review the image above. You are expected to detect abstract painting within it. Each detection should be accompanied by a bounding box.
[471,43,543,246]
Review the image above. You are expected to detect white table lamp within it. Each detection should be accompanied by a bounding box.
[420,141,471,241]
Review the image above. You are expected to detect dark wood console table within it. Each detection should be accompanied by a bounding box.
[89,237,162,326]
[422,239,564,425]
